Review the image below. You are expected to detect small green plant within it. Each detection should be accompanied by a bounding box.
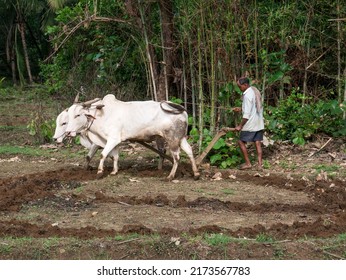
[221,188,235,195]
[337,233,346,241]
[27,115,55,143]
[273,247,285,260]
[0,243,12,254]
[313,164,340,173]
[278,160,297,170]
[262,160,270,169]
[204,233,231,246]
[256,233,275,243]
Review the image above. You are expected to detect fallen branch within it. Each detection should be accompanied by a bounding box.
[117,238,140,245]
[44,14,130,62]
[323,250,345,260]
[117,201,132,207]
[308,137,333,157]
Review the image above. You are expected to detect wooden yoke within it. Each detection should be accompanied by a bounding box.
[195,127,236,166]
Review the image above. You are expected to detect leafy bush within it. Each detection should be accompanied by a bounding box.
[265,89,346,145]
[27,115,55,143]
[41,0,147,98]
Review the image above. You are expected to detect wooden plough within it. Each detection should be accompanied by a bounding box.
[136,127,236,167]
[195,127,236,166]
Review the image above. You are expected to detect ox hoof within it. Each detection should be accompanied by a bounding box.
[194,173,201,180]
[96,171,104,179]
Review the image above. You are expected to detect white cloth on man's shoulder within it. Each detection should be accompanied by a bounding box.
[241,86,264,132]
[251,86,262,114]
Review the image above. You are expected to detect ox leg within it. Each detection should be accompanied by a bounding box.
[109,146,120,175]
[86,144,99,169]
[156,137,166,170]
[97,138,120,175]
[166,147,180,181]
[180,138,200,180]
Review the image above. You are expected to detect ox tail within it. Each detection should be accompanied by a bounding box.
[160,101,186,114]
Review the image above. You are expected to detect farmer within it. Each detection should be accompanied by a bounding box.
[233,77,264,170]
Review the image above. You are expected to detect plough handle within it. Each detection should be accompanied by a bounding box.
[195,128,236,166]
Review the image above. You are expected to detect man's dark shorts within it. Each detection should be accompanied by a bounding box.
[240,130,264,142]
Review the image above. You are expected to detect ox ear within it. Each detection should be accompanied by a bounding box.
[85,114,96,121]
[96,104,105,110]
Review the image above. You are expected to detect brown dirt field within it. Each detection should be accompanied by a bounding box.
[0,142,345,260]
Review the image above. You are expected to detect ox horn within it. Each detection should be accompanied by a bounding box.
[82,98,101,107]
[74,93,80,103]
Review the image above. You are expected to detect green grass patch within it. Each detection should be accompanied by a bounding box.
[313,164,340,173]
[0,144,84,159]
[113,233,141,242]
[0,145,50,156]
[337,233,346,241]
[256,233,275,243]
[279,160,297,170]
[204,233,232,246]
[263,160,271,169]
[221,188,235,195]
[0,125,18,131]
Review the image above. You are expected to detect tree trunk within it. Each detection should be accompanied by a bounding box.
[157,0,174,101]
[6,22,17,85]
[125,0,175,102]
[17,12,33,84]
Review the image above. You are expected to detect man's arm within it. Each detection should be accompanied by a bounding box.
[235,118,248,131]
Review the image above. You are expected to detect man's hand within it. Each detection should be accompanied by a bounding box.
[235,125,243,131]
[232,107,242,113]
[221,127,236,133]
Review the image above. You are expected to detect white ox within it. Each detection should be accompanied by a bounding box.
[53,109,100,168]
[65,94,200,180]
[53,105,167,169]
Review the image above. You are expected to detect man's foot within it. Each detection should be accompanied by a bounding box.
[239,163,252,170]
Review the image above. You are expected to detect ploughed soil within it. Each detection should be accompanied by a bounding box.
[0,92,346,260]
[0,141,346,260]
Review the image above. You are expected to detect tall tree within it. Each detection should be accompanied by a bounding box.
[0,0,48,85]
[125,0,175,101]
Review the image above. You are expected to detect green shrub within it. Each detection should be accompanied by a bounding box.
[265,89,346,145]
[27,115,55,143]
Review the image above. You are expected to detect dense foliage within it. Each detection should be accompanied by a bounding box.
[0,0,345,167]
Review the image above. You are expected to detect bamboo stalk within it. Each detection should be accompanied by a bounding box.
[159,3,169,101]
[197,23,204,153]
[336,0,342,102]
[138,1,157,101]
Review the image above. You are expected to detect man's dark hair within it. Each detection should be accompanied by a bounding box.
[237,77,250,85]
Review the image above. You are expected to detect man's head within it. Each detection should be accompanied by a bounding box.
[237,77,250,92]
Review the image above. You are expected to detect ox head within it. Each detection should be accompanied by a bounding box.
[53,109,69,143]
[65,97,103,137]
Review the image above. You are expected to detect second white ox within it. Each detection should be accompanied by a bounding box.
[53,108,100,168]
[65,94,200,180]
